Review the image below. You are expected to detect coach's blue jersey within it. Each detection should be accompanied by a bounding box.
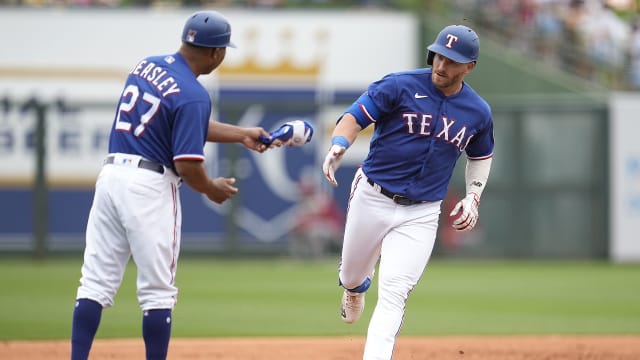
[353,68,494,202]
[108,53,210,173]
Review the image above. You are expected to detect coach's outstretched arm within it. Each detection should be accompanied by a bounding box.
[206,120,272,152]
[449,157,492,232]
[322,113,363,186]
[175,159,238,204]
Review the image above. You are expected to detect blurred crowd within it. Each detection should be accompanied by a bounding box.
[451,0,640,90]
[3,0,640,90]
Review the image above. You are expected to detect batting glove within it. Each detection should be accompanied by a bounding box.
[449,192,480,232]
[322,136,349,186]
[258,120,314,147]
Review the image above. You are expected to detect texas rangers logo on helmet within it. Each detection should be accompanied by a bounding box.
[186,29,197,43]
[445,34,459,49]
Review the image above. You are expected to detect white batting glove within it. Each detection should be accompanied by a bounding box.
[449,192,480,232]
[322,144,346,187]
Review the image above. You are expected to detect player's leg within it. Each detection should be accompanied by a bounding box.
[71,298,102,360]
[72,167,131,360]
[141,308,173,360]
[339,169,393,323]
[126,170,181,360]
[362,201,441,360]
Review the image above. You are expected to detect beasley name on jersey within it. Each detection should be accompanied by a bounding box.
[362,68,494,202]
[108,53,211,172]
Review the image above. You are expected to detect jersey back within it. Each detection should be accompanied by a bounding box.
[108,53,211,173]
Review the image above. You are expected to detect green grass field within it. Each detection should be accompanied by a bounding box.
[1,256,639,340]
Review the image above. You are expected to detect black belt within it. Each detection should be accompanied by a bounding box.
[104,155,165,174]
[367,178,423,206]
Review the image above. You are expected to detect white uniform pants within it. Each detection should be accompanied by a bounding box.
[340,168,441,360]
[76,154,182,310]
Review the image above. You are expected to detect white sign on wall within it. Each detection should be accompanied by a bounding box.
[0,8,418,184]
[0,8,418,99]
[609,92,640,262]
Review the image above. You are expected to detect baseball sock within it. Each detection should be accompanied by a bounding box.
[348,277,371,293]
[71,298,103,360]
[142,309,172,360]
[339,277,371,293]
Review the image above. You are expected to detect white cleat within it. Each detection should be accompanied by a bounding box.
[340,290,365,324]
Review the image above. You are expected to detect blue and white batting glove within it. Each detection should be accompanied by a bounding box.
[258,120,314,147]
[449,192,480,232]
[322,136,349,187]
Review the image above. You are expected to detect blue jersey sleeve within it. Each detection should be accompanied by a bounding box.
[172,101,210,162]
[341,92,381,128]
[367,74,399,118]
[465,103,494,159]
[339,73,399,128]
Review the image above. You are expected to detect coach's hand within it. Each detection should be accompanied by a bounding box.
[322,144,346,187]
[449,192,480,231]
[206,177,239,204]
[242,127,278,153]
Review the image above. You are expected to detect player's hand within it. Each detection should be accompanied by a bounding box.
[322,144,346,187]
[449,192,480,232]
[206,177,238,204]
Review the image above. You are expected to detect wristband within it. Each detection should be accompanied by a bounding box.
[331,135,350,149]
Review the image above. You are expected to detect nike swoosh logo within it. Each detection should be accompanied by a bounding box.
[414,93,428,99]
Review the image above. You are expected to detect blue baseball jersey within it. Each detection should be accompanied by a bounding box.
[345,68,494,202]
[108,53,210,173]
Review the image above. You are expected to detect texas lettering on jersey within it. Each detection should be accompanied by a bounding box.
[358,67,494,201]
[402,113,473,152]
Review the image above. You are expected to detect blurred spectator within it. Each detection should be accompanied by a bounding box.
[533,0,564,66]
[289,175,345,259]
[246,0,286,7]
[559,0,593,78]
[579,1,630,86]
[511,0,537,52]
[5,0,118,5]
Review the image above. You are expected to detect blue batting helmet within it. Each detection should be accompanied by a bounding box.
[426,25,479,65]
[181,11,236,48]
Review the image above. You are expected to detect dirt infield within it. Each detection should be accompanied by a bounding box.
[3,335,640,359]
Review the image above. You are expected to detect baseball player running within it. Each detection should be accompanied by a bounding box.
[70,11,274,360]
[322,25,494,360]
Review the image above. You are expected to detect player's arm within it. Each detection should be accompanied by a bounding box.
[449,157,492,231]
[322,92,377,186]
[206,120,271,152]
[465,157,492,198]
[321,113,364,186]
[174,159,238,204]
[331,113,363,145]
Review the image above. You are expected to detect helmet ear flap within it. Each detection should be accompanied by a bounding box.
[426,51,435,66]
